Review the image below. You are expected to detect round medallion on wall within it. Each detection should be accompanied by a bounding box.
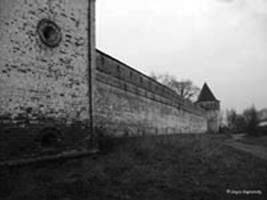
[37,19,62,48]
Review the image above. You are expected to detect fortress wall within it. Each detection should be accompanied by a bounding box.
[95,50,207,135]
[0,0,95,161]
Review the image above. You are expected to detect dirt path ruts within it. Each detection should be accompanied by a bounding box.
[224,139,267,161]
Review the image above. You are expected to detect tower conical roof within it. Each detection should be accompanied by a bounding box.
[197,83,219,102]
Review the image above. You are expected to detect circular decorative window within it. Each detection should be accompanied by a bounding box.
[37,19,62,48]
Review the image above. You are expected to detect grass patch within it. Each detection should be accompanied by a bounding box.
[1,134,267,200]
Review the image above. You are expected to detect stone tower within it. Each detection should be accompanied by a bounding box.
[196,83,220,133]
[0,0,96,162]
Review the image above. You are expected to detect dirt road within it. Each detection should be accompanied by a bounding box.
[224,135,267,161]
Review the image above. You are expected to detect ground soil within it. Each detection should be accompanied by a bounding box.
[1,134,267,200]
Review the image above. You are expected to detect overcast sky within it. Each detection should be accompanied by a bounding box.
[96,0,267,112]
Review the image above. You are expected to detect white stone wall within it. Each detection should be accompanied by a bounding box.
[0,0,96,161]
[0,0,93,124]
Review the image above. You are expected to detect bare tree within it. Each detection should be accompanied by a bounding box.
[150,73,200,101]
[226,109,242,132]
[243,106,259,136]
[226,106,259,135]
[150,72,158,81]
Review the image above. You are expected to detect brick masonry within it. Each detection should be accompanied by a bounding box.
[94,50,208,136]
[0,0,95,161]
